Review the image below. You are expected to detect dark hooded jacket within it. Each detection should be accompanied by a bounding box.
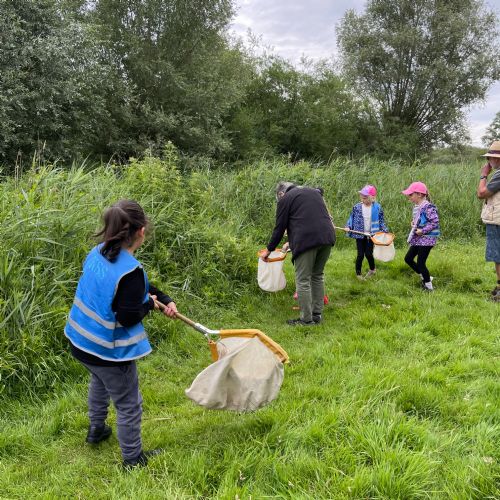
[267,186,335,261]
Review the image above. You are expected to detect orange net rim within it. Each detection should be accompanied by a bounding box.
[215,329,289,364]
[371,232,395,246]
[257,249,287,262]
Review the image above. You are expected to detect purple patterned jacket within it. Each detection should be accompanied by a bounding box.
[408,202,440,247]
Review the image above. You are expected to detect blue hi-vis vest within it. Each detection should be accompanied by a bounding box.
[65,245,152,361]
[370,203,381,233]
[418,205,441,237]
[346,202,382,234]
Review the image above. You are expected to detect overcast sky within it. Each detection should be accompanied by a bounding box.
[230,0,500,147]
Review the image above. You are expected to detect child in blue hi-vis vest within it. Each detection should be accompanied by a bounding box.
[402,182,440,291]
[345,184,389,279]
[65,200,178,469]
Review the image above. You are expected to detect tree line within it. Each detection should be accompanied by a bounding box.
[0,0,498,171]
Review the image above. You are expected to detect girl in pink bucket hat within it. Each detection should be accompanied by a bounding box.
[345,184,389,279]
[402,182,440,291]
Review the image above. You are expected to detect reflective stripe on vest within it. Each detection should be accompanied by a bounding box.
[74,296,116,330]
[65,246,152,361]
[67,316,147,348]
[370,203,380,233]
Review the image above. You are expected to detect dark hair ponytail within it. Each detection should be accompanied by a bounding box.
[95,200,149,262]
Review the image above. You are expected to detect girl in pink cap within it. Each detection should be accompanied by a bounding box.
[402,182,440,291]
[345,185,388,279]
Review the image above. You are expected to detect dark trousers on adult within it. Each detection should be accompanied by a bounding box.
[294,244,332,322]
[404,245,433,282]
[81,361,143,460]
[356,237,375,275]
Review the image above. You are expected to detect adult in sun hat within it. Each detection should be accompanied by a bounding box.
[261,181,335,326]
[344,184,389,279]
[402,182,440,291]
[477,140,500,300]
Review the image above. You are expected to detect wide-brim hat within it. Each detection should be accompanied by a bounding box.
[402,181,428,196]
[482,140,500,158]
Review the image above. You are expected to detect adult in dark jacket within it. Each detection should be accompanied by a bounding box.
[261,182,335,325]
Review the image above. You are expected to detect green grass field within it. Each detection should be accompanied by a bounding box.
[1,242,498,499]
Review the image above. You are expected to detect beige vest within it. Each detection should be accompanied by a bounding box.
[481,189,500,225]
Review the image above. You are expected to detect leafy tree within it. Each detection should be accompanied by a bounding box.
[338,0,500,151]
[227,56,380,161]
[88,0,252,159]
[296,63,381,159]
[482,111,500,146]
[0,0,129,168]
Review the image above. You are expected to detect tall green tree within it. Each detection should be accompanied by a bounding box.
[227,56,380,161]
[0,0,129,168]
[338,0,500,151]
[89,0,252,159]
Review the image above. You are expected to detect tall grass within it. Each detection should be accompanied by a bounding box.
[0,244,498,498]
[0,153,487,396]
[194,155,485,246]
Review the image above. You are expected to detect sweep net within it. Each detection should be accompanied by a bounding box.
[370,232,395,262]
[257,250,287,292]
[185,330,288,412]
[371,232,395,246]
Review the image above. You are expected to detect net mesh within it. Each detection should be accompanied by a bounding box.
[185,334,286,411]
[371,232,395,246]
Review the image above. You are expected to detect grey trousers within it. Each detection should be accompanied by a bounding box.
[294,245,332,322]
[81,361,143,460]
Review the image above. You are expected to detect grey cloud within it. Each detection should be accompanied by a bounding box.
[468,82,500,145]
[231,0,499,146]
[232,0,365,59]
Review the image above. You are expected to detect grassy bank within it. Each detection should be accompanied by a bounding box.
[0,154,489,395]
[0,241,499,498]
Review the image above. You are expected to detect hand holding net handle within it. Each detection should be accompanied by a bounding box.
[334,226,370,236]
[151,297,195,327]
[152,297,220,336]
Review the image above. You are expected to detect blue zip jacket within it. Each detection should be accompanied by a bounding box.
[346,202,388,239]
[65,245,152,361]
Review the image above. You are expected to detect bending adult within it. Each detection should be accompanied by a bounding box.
[477,140,500,300]
[261,182,335,326]
[65,199,177,468]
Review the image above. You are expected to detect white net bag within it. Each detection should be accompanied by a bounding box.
[257,250,287,292]
[371,232,396,262]
[185,335,285,412]
[373,242,396,262]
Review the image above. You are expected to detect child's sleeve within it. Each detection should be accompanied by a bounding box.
[346,208,354,229]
